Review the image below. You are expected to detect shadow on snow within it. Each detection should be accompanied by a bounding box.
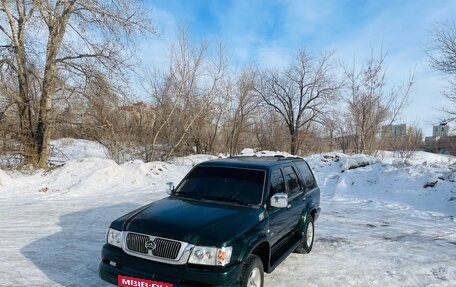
[21,203,140,287]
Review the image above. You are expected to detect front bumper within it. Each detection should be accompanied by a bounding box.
[99,244,242,287]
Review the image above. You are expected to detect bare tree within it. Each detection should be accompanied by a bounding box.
[388,126,423,159]
[0,1,36,163]
[254,49,339,155]
[0,0,154,167]
[427,22,456,115]
[163,42,226,159]
[142,30,227,160]
[252,110,289,152]
[342,51,413,154]
[79,75,128,162]
[223,68,258,155]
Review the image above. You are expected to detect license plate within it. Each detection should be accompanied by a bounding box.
[118,275,173,287]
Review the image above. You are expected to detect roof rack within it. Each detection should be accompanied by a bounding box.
[228,155,303,161]
[277,156,303,161]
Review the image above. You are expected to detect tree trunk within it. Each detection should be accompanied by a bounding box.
[35,62,56,168]
[16,64,35,163]
[34,2,75,168]
[2,0,36,163]
[290,130,298,155]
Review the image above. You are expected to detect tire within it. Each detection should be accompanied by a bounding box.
[239,254,264,287]
[294,215,314,254]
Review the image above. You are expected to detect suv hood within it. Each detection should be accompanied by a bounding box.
[118,197,262,246]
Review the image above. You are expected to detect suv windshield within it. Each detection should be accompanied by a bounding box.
[175,166,265,205]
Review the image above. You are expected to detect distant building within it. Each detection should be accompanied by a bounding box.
[382,124,412,138]
[432,118,456,137]
[424,136,436,146]
[380,123,423,152]
[425,118,456,154]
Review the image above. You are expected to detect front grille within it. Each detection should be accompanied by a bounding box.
[151,237,181,259]
[125,232,182,260]
[126,233,148,254]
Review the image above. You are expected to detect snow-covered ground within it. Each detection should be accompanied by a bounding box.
[48,138,110,164]
[0,141,455,286]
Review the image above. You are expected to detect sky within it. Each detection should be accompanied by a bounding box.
[141,0,456,136]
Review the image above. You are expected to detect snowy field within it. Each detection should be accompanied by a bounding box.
[0,140,455,287]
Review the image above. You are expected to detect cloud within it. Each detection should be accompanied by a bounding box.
[137,7,179,69]
[308,0,456,134]
[141,0,456,134]
[280,0,341,37]
[255,46,292,69]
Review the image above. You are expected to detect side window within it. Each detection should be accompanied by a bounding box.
[282,166,301,198]
[269,169,285,196]
[295,161,316,190]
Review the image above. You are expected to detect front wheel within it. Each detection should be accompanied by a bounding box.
[239,254,264,287]
[295,215,314,254]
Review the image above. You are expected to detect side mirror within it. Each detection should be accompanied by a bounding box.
[270,193,288,208]
[166,182,174,195]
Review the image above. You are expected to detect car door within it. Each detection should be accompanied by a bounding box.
[267,168,290,246]
[281,165,306,231]
[268,165,306,245]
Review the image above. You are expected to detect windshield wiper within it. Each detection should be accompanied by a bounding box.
[205,195,253,206]
[174,191,202,200]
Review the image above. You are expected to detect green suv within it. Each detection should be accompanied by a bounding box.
[99,156,321,287]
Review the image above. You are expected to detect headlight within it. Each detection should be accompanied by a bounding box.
[188,246,232,266]
[106,228,122,248]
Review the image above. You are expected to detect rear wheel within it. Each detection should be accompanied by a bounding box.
[239,254,264,287]
[295,215,314,254]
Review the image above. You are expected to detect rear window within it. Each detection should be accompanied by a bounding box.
[282,166,301,197]
[176,166,265,205]
[295,161,316,189]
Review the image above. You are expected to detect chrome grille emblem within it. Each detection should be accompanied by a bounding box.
[145,239,157,251]
[124,232,190,264]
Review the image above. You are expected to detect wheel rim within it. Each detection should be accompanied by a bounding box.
[306,221,314,247]
[248,267,262,287]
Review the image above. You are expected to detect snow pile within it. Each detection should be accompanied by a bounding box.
[339,154,378,171]
[0,169,10,187]
[308,152,456,216]
[10,158,193,196]
[168,154,218,166]
[379,150,456,165]
[238,148,294,157]
[449,171,456,182]
[49,138,109,164]
[0,142,455,286]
